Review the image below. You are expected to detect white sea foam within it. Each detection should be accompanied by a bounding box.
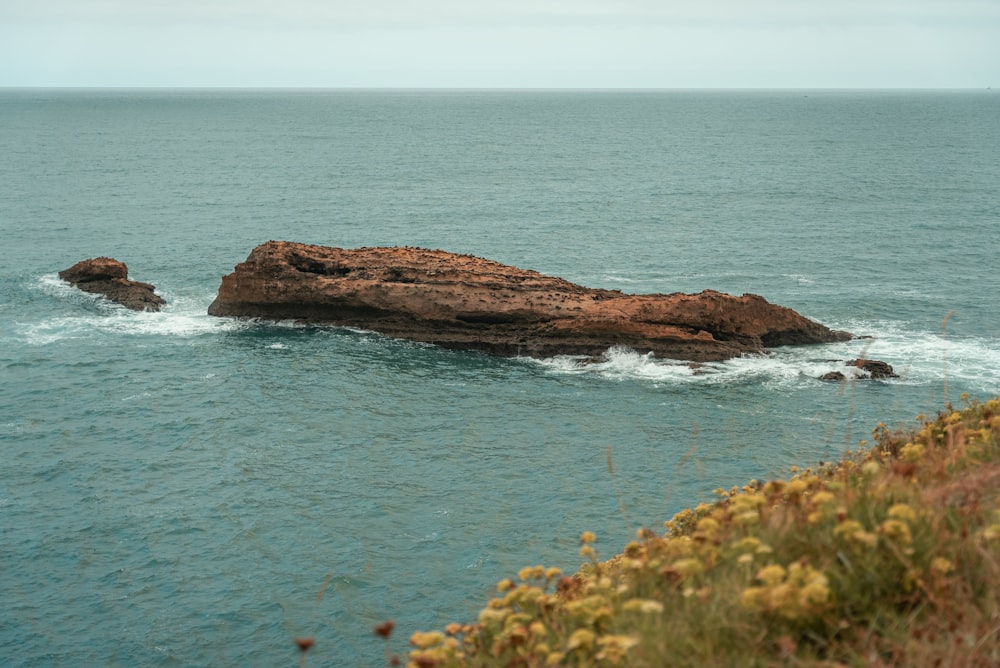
[21,309,245,344]
[535,324,1000,396]
[535,346,698,384]
[603,274,637,284]
[36,273,88,299]
[824,319,1000,390]
[22,276,247,344]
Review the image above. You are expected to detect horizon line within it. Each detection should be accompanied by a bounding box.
[0,85,994,92]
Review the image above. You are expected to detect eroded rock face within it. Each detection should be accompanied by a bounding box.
[208,241,852,361]
[59,257,165,312]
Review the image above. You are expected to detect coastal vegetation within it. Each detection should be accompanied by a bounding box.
[368,397,1000,667]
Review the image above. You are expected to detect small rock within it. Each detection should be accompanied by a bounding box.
[846,358,899,380]
[59,257,165,312]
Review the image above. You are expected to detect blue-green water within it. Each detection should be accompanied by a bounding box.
[2,89,999,666]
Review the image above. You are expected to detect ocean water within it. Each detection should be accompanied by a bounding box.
[1,89,998,666]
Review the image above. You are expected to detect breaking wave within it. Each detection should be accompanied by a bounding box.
[534,323,1000,397]
[18,275,246,344]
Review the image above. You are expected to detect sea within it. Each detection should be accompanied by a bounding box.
[1,89,998,666]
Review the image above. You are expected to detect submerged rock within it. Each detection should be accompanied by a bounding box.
[59,257,165,312]
[208,241,852,362]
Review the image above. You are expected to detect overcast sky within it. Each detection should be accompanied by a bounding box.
[2,0,998,88]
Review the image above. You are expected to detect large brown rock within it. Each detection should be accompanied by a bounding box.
[59,257,165,312]
[208,241,852,361]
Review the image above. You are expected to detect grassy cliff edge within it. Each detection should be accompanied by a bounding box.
[396,398,1000,667]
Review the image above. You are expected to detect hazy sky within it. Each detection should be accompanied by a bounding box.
[2,0,998,88]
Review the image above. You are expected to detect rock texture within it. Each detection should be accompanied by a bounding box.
[208,241,852,361]
[59,257,165,312]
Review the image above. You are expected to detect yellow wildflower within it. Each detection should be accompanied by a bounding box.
[879,519,913,544]
[930,557,954,576]
[671,558,704,578]
[834,519,864,541]
[696,517,720,534]
[900,442,925,463]
[580,531,597,544]
[888,503,917,523]
[567,628,596,651]
[478,608,509,625]
[732,493,766,511]
[799,575,830,607]
[854,531,878,548]
[763,480,785,495]
[740,586,767,611]
[756,564,787,586]
[566,594,610,621]
[504,613,532,630]
[596,634,639,664]
[770,583,799,619]
[784,479,808,498]
[862,461,881,476]
[640,599,664,614]
[810,491,836,506]
[409,647,451,666]
[410,631,445,649]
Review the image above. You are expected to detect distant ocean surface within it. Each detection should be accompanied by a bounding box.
[2,89,998,666]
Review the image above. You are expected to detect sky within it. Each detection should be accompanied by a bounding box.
[1,0,998,88]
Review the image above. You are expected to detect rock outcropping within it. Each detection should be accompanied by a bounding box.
[59,257,165,312]
[819,359,899,382]
[208,241,852,361]
[848,358,899,380]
